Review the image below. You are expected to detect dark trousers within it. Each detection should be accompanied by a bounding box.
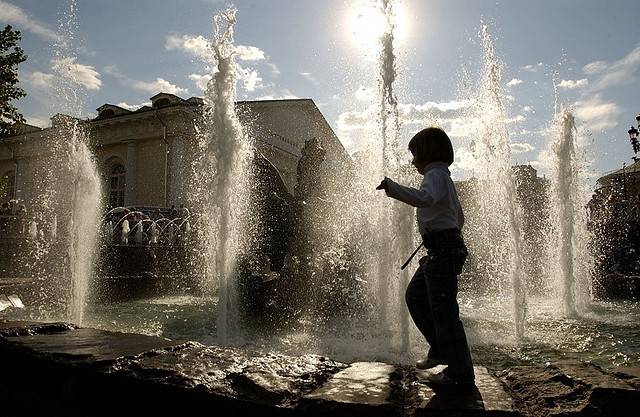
[405,252,475,381]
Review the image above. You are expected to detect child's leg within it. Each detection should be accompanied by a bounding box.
[425,275,474,381]
[405,260,442,360]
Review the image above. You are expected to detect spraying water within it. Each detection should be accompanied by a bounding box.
[51,0,102,325]
[67,124,102,325]
[378,0,401,174]
[466,25,527,338]
[548,109,593,315]
[375,0,415,352]
[196,6,255,344]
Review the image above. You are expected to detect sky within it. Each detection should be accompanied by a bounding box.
[2,0,640,181]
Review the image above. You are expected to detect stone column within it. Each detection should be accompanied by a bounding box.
[124,141,137,206]
[12,158,19,201]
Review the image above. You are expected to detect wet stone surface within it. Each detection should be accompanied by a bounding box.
[107,341,347,407]
[498,361,640,416]
[5,327,185,363]
[0,320,77,337]
[300,362,399,416]
[1,320,640,416]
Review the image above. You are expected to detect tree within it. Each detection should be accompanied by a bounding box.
[0,25,27,138]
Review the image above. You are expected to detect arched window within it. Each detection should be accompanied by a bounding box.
[109,164,126,208]
[1,170,15,202]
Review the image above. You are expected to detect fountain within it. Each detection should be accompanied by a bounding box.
[547,109,593,315]
[376,0,415,354]
[52,3,102,325]
[9,0,106,325]
[193,6,256,344]
[464,24,527,339]
[1,1,639,384]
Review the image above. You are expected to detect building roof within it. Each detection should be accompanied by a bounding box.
[598,160,640,184]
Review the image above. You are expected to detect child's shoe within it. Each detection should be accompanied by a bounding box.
[415,357,446,370]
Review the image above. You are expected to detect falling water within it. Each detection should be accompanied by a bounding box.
[196,6,254,344]
[51,0,102,325]
[378,0,401,173]
[375,0,415,352]
[468,25,527,338]
[67,124,102,324]
[548,109,593,315]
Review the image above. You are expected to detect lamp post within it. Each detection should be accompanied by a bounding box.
[628,113,640,163]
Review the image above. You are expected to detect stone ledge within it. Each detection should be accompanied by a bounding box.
[498,361,640,416]
[1,320,639,417]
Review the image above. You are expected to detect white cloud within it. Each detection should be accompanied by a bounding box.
[398,100,474,121]
[522,62,544,72]
[573,94,621,131]
[188,73,212,91]
[0,0,60,41]
[582,60,608,75]
[254,89,298,100]
[336,108,377,132]
[510,142,535,154]
[506,115,526,124]
[299,72,319,86]
[506,78,523,87]
[239,68,263,92]
[522,106,535,113]
[335,99,477,153]
[104,64,188,96]
[587,46,640,91]
[165,34,209,59]
[24,71,54,89]
[116,101,151,111]
[132,77,188,95]
[558,78,588,89]
[103,64,125,80]
[235,45,265,61]
[52,57,102,90]
[266,63,280,76]
[165,34,266,63]
[335,106,378,151]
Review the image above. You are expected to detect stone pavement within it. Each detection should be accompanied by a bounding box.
[1,320,638,416]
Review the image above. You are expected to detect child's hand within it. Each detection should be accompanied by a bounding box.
[376,177,389,191]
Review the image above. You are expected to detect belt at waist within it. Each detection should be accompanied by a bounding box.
[421,228,464,251]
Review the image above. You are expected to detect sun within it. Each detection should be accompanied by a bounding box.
[347,0,409,55]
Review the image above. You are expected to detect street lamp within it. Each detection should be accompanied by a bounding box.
[629,114,640,162]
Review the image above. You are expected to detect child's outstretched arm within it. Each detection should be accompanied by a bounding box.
[378,172,447,208]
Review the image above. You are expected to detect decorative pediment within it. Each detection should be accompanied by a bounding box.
[96,104,132,119]
[150,93,186,108]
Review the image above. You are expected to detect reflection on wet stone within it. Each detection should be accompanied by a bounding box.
[2,320,640,416]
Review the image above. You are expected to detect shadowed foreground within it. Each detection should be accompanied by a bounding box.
[1,320,639,416]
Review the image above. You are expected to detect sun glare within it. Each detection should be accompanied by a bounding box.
[348,1,409,55]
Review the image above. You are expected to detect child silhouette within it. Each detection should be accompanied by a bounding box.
[377,127,474,385]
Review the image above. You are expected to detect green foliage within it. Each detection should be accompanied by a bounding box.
[0,25,27,138]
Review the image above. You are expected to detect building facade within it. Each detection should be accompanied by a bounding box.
[0,94,348,210]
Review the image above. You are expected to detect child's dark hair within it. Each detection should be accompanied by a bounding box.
[408,127,454,166]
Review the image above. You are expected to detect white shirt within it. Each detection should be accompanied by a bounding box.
[385,162,464,235]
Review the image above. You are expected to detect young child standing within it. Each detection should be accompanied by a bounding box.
[377,127,474,385]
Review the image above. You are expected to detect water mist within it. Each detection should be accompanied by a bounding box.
[466,25,527,338]
[46,0,102,325]
[548,109,593,316]
[195,6,255,344]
